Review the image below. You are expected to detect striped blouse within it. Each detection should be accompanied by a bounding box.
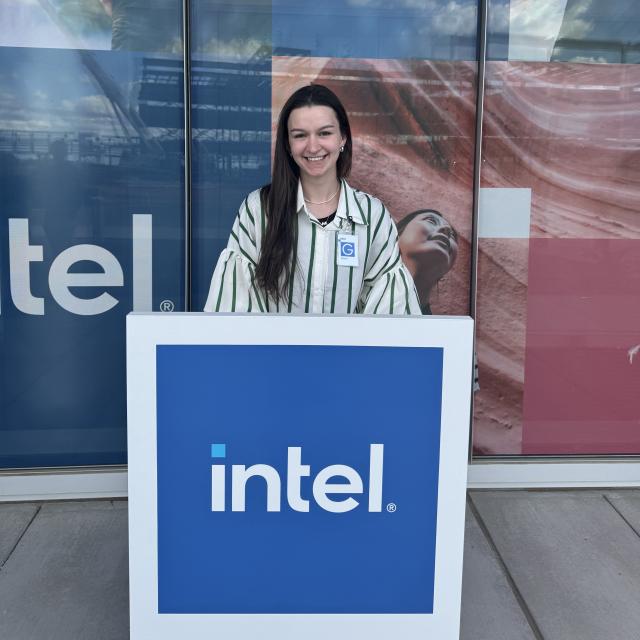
[203,180,421,315]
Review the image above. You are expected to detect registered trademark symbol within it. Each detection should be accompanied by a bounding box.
[160,300,174,312]
[386,503,397,513]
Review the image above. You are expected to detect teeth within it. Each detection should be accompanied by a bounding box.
[306,155,326,162]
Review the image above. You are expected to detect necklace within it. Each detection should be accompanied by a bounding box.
[303,185,340,205]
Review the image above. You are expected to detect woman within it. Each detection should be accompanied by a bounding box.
[204,84,420,315]
[396,209,458,315]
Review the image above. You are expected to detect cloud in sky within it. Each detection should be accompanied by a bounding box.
[0,60,124,137]
[273,0,478,59]
[0,0,110,50]
[488,2,510,33]
[346,0,479,30]
[508,0,597,61]
[570,55,609,63]
[0,92,120,135]
[509,0,594,40]
[432,1,478,36]
[197,37,268,62]
[347,0,438,8]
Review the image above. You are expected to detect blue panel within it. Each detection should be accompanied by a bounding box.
[0,46,185,468]
[157,344,443,613]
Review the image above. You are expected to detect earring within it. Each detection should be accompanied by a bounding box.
[340,145,345,153]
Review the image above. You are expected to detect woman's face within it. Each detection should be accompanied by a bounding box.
[399,211,458,283]
[287,105,346,182]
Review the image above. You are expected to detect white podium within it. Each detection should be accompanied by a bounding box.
[127,313,473,639]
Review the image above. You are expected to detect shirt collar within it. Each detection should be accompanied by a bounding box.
[296,180,368,226]
[296,181,307,216]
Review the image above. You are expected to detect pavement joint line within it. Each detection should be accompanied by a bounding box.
[0,504,42,572]
[467,492,546,640]
[602,493,640,540]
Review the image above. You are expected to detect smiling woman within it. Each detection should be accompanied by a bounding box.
[204,84,421,315]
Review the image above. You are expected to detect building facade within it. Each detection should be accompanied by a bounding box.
[0,0,639,491]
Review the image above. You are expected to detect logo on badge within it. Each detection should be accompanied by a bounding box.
[339,239,355,258]
[337,234,359,267]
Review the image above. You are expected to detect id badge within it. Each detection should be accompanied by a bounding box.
[336,233,359,267]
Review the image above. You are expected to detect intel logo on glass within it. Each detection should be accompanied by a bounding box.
[1,215,152,316]
[210,443,384,514]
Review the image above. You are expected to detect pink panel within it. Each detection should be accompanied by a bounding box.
[522,239,640,454]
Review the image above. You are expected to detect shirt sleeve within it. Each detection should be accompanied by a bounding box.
[203,196,268,313]
[357,204,422,315]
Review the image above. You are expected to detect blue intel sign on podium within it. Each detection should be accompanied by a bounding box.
[157,344,442,614]
[127,314,473,639]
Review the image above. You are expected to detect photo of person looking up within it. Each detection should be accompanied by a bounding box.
[397,208,477,389]
[396,209,458,315]
[204,84,421,315]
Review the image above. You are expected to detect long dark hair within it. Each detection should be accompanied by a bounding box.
[256,84,353,303]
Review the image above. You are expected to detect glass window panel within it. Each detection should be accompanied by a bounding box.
[474,0,640,456]
[192,1,478,319]
[0,1,185,468]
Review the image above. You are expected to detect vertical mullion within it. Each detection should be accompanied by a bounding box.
[470,0,487,322]
[182,0,193,311]
[468,0,488,462]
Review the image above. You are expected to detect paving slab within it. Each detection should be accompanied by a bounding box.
[0,500,129,640]
[470,490,640,640]
[0,503,39,566]
[460,503,537,640]
[604,490,640,535]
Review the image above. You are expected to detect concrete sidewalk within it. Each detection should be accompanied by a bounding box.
[1,490,640,639]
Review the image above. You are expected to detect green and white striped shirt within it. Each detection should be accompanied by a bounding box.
[203,180,421,315]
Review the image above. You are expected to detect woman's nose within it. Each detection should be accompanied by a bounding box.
[306,135,320,151]
[436,222,452,238]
